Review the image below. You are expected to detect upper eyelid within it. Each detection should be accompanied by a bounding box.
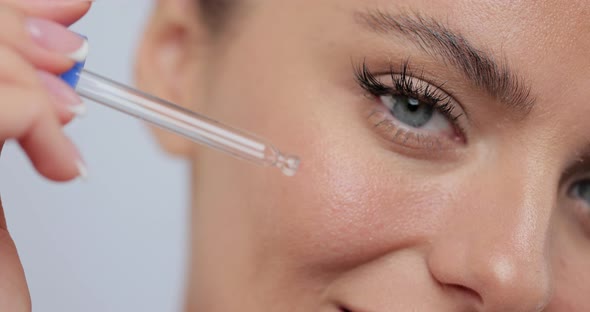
[355,61,468,119]
[561,161,590,190]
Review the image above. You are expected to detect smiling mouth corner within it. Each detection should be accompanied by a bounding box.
[339,306,353,312]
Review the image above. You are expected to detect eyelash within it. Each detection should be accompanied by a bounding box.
[354,61,466,150]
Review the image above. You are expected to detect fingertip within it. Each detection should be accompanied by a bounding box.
[19,120,84,182]
[48,2,93,26]
[34,145,84,182]
[7,1,93,26]
[31,154,82,182]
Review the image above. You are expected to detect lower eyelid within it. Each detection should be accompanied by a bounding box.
[366,108,458,151]
[569,200,590,238]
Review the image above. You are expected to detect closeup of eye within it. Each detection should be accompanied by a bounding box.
[568,179,590,235]
[355,61,466,152]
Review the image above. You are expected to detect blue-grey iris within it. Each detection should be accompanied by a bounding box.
[572,181,590,206]
[388,96,434,128]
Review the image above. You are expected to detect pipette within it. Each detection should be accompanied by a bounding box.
[61,63,300,177]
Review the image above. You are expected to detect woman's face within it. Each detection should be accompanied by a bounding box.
[151,0,590,310]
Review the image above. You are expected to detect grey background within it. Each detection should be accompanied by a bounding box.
[0,1,188,311]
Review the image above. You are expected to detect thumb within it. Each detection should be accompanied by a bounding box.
[0,193,5,230]
[0,195,32,312]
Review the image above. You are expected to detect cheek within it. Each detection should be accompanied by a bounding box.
[270,123,457,272]
[546,218,590,310]
[548,257,590,310]
[195,31,461,275]
[213,79,464,274]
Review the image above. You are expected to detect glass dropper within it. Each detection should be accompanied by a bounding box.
[72,69,300,176]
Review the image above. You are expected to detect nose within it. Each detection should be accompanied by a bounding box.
[427,166,554,311]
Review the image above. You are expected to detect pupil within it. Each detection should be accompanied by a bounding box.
[390,96,434,128]
[407,98,420,112]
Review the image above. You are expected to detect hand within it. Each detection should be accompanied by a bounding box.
[0,1,92,311]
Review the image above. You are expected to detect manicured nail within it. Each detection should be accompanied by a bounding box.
[76,160,89,180]
[66,139,88,180]
[38,71,86,116]
[26,18,88,62]
[68,104,87,116]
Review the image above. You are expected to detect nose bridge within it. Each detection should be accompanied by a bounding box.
[428,154,555,311]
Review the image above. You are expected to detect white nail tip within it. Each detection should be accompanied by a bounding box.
[76,161,88,180]
[67,39,89,63]
[69,104,87,116]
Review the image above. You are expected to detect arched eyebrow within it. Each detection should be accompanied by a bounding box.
[356,10,536,116]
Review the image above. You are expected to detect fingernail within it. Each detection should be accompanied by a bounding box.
[76,160,89,180]
[68,104,87,116]
[67,140,88,180]
[26,18,88,62]
[38,71,86,116]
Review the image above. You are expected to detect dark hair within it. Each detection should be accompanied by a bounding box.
[198,0,234,31]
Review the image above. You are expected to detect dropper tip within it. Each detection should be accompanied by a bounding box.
[277,155,300,177]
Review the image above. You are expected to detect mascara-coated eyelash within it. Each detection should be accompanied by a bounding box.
[355,61,463,125]
[354,60,467,151]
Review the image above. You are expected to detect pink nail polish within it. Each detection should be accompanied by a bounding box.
[26,18,88,62]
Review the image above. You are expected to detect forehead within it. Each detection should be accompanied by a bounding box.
[431,0,590,75]
[253,0,590,69]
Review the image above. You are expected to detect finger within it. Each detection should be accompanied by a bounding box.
[0,7,88,74]
[0,48,81,125]
[2,0,92,26]
[38,70,85,124]
[0,45,42,87]
[0,231,31,312]
[20,122,84,181]
[0,86,82,181]
[0,198,31,312]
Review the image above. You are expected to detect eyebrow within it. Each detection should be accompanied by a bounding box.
[356,10,536,115]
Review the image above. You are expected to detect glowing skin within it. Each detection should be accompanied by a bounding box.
[137,0,590,311]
